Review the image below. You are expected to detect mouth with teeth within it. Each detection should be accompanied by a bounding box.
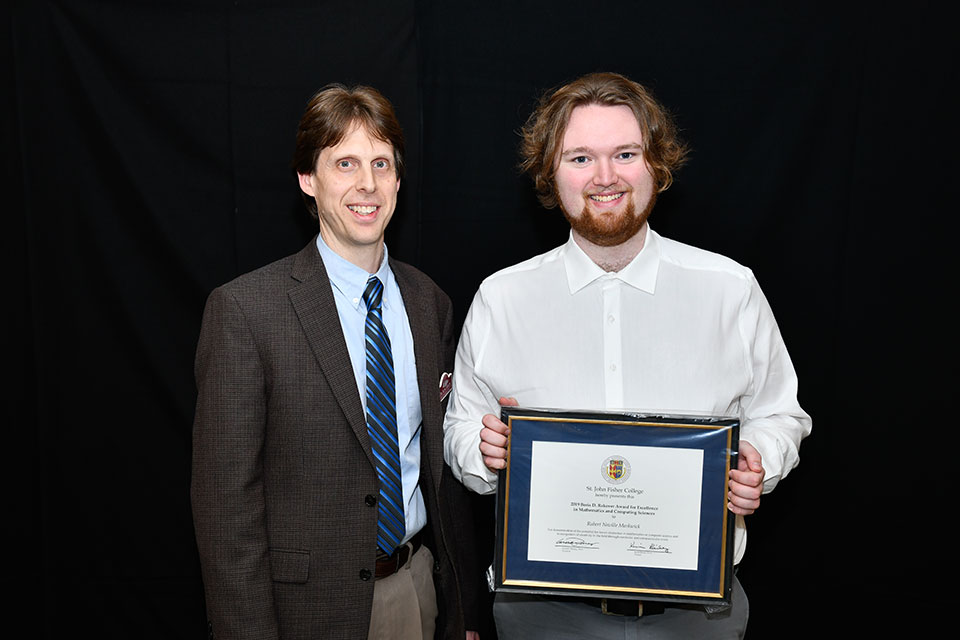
[588,192,625,205]
[347,204,379,216]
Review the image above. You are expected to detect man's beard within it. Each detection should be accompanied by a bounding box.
[560,190,657,247]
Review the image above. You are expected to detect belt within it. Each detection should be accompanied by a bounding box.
[582,596,731,618]
[374,531,422,580]
[584,597,666,617]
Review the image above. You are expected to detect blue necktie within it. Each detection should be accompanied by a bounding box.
[363,276,405,555]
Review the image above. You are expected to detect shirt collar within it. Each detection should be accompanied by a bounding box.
[562,225,661,295]
[316,234,392,311]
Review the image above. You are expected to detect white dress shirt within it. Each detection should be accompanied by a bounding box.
[317,234,426,544]
[443,227,811,563]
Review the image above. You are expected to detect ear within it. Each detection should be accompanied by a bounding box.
[298,172,316,197]
[395,177,401,193]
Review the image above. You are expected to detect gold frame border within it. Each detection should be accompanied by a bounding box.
[500,414,735,600]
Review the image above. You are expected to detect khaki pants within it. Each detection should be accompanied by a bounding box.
[368,544,438,640]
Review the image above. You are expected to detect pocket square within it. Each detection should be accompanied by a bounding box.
[439,371,452,402]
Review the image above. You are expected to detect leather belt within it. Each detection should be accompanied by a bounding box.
[374,531,422,580]
[587,598,665,617]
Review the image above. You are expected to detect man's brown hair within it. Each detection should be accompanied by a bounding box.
[291,84,405,216]
[519,72,688,209]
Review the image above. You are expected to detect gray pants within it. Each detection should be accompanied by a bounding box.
[493,576,748,640]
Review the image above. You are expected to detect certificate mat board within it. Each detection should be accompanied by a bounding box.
[495,408,739,605]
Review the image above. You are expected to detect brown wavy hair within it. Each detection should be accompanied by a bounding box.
[519,72,688,209]
[291,84,405,217]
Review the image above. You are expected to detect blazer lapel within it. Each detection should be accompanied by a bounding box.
[287,240,373,464]
[392,260,444,493]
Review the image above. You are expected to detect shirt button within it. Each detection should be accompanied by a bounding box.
[610,364,617,371]
[608,315,616,324]
[365,494,377,507]
[359,568,372,581]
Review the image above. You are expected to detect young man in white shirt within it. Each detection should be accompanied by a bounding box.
[443,71,811,640]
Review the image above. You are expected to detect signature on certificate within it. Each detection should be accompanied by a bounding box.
[554,536,599,549]
[628,542,672,554]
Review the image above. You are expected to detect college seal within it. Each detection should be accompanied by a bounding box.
[601,455,631,485]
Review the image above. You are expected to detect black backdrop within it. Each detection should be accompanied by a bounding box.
[9,1,955,638]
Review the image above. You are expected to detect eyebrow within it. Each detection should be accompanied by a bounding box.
[330,154,391,163]
[560,143,644,156]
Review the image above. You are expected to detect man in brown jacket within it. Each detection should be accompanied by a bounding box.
[191,84,479,640]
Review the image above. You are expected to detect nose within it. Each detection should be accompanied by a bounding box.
[356,163,377,192]
[592,158,616,187]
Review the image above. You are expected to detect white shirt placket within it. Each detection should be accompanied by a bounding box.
[601,275,623,408]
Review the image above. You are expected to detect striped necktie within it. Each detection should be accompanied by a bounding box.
[363,275,405,555]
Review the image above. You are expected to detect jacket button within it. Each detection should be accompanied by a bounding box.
[360,568,372,581]
[365,494,377,506]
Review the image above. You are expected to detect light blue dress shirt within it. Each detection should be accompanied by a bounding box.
[316,234,426,544]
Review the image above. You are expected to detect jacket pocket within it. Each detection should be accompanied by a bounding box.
[269,548,310,583]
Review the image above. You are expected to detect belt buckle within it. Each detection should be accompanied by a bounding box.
[375,539,413,580]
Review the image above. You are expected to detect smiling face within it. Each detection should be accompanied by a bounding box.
[298,123,400,271]
[555,104,657,248]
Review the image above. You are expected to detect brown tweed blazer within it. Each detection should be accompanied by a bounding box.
[191,239,477,639]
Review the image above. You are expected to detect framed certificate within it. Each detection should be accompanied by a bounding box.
[494,407,739,605]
